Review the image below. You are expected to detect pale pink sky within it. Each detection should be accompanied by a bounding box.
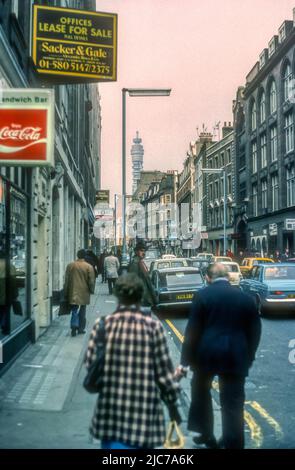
[96,0,295,202]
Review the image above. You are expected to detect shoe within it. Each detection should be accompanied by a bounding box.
[193,434,219,449]
[71,328,77,337]
[78,330,86,334]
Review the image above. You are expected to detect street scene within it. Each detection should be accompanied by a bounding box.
[1,0,295,462]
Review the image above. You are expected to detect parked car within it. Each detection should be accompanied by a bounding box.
[151,267,205,315]
[219,261,243,286]
[240,263,295,315]
[240,257,274,278]
[149,258,189,274]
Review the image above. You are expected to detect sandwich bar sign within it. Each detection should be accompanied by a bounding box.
[32,4,117,82]
[0,89,54,166]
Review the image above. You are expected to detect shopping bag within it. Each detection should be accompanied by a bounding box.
[83,316,106,393]
[163,421,185,449]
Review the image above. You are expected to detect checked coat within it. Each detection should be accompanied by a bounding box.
[85,309,179,448]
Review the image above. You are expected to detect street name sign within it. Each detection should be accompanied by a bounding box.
[32,4,117,82]
[0,89,54,166]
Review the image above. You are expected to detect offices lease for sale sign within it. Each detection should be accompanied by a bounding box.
[32,4,117,82]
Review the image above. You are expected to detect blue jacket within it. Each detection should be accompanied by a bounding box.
[181,280,261,376]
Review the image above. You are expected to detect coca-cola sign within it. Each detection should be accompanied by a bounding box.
[0,89,54,166]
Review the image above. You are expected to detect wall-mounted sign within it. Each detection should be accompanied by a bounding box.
[32,4,117,82]
[95,190,110,204]
[269,223,278,236]
[0,89,54,166]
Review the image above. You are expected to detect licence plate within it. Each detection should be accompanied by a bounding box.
[176,293,193,301]
[288,294,295,299]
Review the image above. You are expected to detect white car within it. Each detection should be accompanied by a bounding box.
[196,253,213,261]
[220,261,243,286]
[212,256,233,263]
[162,254,176,259]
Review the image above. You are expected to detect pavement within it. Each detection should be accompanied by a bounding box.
[0,278,221,449]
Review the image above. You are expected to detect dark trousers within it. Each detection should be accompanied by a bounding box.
[70,304,86,331]
[0,304,10,334]
[189,371,245,449]
[107,278,117,294]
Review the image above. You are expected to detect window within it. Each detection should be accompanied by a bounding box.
[283,63,293,101]
[261,179,268,210]
[0,178,28,339]
[259,91,266,123]
[214,156,218,168]
[271,174,279,211]
[284,112,294,153]
[209,183,213,201]
[270,126,278,162]
[287,166,295,207]
[252,141,257,173]
[261,134,267,168]
[252,184,258,216]
[227,174,232,194]
[270,80,277,114]
[220,152,225,167]
[251,101,257,131]
[227,148,231,163]
[214,181,218,199]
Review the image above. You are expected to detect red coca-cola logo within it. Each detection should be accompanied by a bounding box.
[0,109,47,161]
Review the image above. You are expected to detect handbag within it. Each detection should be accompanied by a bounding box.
[12,300,23,316]
[83,316,106,394]
[163,421,185,449]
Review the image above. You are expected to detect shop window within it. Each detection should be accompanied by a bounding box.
[0,177,28,339]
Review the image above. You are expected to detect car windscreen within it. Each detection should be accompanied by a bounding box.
[171,261,185,268]
[226,264,239,272]
[165,272,203,287]
[264,266,295,280]
[145,251,159,259]
[157,262,170,269]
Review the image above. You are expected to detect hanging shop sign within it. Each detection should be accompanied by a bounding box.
[32,4,117,82]
[0,89,54,166]
[95,190,110,204]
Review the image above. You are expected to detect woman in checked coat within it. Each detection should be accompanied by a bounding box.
[85,273,181,449]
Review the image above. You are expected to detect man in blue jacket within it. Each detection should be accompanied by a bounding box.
[176,263,261,449]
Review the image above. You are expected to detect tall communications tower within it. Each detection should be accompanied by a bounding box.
[131,131,144,194]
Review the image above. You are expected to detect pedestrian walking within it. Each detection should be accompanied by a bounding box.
[128,242,157,313]
[64,249,96,337]
[104,251,120,294]
[98,249,107,283]
[85,250,99,278]
[175,263,261,449]
[85,273,181,449]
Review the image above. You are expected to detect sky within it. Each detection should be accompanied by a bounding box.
[96,0,295,203]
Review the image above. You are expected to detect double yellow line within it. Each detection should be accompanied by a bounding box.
[165,319,284,448]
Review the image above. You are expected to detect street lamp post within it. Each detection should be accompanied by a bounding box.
[114,193,118,255]
[201,168,227,256]
[121,88,171,270]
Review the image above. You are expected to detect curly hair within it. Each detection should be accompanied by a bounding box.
[114,273,144,305]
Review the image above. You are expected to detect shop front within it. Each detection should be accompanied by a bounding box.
[0,172,32,374]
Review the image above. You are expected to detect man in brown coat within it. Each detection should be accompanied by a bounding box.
[64,249,96,337]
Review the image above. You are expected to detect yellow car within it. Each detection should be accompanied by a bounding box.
[240,257,274,277]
